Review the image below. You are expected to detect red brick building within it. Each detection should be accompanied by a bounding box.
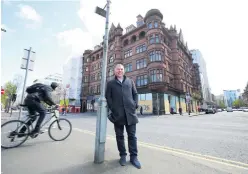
[81,9,201,114]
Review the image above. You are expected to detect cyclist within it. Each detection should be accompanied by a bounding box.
[17,82,59,137]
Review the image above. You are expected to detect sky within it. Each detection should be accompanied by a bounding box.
[1,0,248,95]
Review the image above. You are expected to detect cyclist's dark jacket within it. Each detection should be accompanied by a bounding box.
[25,83,56,106]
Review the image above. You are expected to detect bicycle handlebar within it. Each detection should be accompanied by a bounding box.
[47,105,59,110]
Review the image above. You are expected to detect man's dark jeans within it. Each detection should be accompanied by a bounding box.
[20,98,46,133]
[114,124,138,158]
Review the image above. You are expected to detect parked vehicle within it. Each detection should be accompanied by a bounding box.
[217,108,222,112]
[226,107,233,112]
[243,107,248,112]
[205,106,216,114]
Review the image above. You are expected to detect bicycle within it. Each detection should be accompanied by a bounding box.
[1,104,72,149]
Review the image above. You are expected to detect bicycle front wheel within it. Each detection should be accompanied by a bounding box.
[48,118,72,141]
[1,120,30,149]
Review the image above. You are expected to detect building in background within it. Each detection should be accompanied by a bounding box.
[190,49,212,108]
[33,73,62,104]
[211,93,216,104]
[33,73,62,85]
[81,9,201,115]
[215,94,224,106]
[223,89,241,107]
[62,56,82,113]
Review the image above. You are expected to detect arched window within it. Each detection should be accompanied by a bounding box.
[139,31,146,39]
[148,22,153,29]
[108,69,113,76]
[131,35,137,43]
[109,56,114,63]
[123,39,128,46]
[155,34,159,43]
[154,21,158,28]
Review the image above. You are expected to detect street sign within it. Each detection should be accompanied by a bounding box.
[95,6,106,18]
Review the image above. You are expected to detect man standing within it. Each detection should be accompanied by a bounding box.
[105,64,141,169]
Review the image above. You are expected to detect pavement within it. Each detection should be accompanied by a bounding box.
[2,126,248,174]
[2,111,248,173]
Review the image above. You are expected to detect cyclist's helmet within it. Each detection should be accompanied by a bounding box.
[51,82,58,90]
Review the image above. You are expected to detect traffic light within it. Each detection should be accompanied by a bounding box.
[1,88,4,95]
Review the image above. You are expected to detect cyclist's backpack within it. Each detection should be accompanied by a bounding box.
[26,83,45,94]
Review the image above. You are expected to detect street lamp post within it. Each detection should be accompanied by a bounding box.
[157,93,159,116]
[94,0,111,164]
[1,28,6,32]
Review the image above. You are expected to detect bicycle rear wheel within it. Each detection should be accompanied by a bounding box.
[1,120,30,149]
[48,118,72,141]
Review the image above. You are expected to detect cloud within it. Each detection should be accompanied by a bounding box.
[77,0,105,45]
[56,28,94,56]
[18,4,42,23]
[1,24,15,33]
[25,23,42,29]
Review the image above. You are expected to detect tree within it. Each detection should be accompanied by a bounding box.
[243,82,248,104]
[55,85,68,111]
[13,74,23,94]
[233,99,245,108]
[218,101,225,108]
[1,81,17,112]
[12,74,23,106]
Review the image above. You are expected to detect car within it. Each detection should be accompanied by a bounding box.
[243,107,248,112]
[217,108,222,112]
[226,107,233,112]
[205,107,216,114]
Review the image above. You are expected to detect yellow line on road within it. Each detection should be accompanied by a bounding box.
[72,128,248,170]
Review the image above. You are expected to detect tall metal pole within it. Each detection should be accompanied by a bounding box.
[18,47,32,119]
[94,0,110,164]
[157,93,159,116]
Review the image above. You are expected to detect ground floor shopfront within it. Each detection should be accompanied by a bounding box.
[137,93,199,115]
[85,93,199,115]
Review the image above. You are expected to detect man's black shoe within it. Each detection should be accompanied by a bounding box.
[119,156,127,166]
[130,157,141,169]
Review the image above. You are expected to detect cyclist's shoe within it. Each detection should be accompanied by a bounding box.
[30,133,39,138]
[39,129,45,134]
[31,128,39,134]
[30,128,40,138]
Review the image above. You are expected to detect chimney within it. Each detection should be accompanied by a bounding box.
[136,14,144,27]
